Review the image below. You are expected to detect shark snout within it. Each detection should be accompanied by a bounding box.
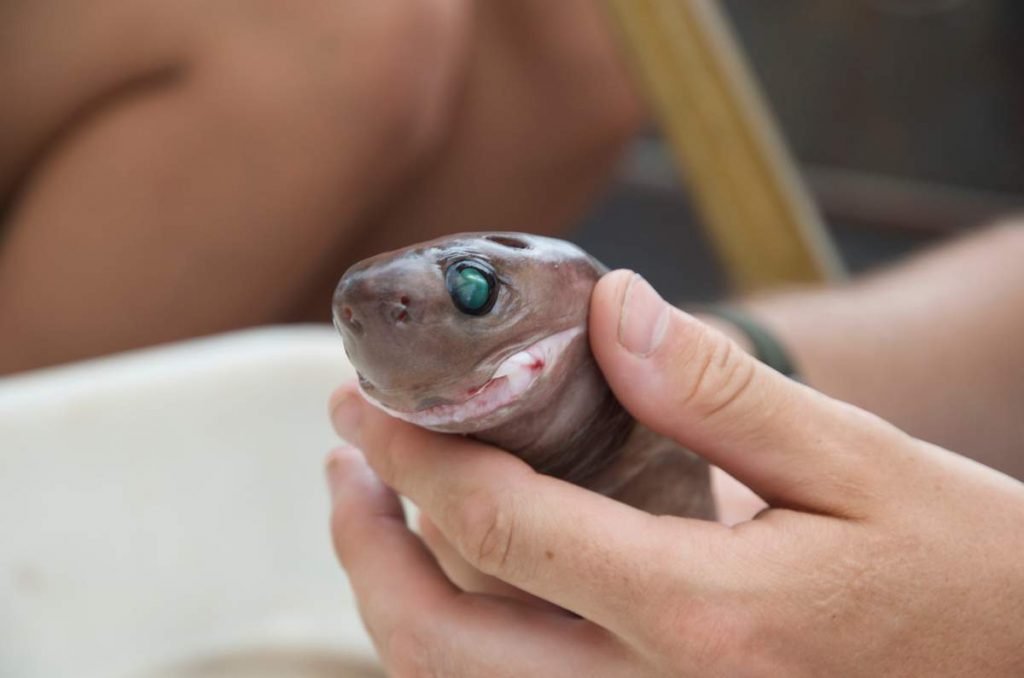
[333,274,421,341]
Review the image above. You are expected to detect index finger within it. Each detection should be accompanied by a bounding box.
[326,446,637,678]
[330,385,727,639]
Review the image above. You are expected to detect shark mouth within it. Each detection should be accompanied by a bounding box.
[361,325,584,430]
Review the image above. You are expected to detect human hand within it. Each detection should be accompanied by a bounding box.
[326,270,1024,676]
[402,466,765,611]
[405,305,767,607]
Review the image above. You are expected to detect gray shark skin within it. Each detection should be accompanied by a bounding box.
[333,232,713,519]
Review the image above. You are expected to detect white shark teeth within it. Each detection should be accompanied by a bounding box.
[491,350,536,395]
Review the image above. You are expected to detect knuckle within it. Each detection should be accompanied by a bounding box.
[678,333,758,422]
[355,415,411,491]
[809,462,875,513]
[452,487,519,577]
[328,506,349,561]
[369,424,404,487]
[328,497,360,566]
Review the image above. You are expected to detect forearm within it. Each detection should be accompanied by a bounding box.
[708,221,1024,478]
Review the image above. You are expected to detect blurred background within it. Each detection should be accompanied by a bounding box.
[3,1,1023,676]
[577,0,1024,299]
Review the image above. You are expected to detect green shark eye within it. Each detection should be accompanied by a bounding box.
[446,262,497,315]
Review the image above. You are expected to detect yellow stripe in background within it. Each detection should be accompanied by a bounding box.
[603,0,845,291]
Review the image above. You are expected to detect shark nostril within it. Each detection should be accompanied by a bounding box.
[390,294,412,323]
[337,305,363,334]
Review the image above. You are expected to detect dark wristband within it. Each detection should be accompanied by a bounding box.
[701,305,801,381]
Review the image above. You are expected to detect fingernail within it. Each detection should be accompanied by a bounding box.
[618,274,670,356]
[331,392,363,444]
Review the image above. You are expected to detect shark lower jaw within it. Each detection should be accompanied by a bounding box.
[361,325,584,431]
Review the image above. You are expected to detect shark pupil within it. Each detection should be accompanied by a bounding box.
[446,264,496,315]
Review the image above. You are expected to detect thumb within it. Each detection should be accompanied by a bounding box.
[589,270,904,516]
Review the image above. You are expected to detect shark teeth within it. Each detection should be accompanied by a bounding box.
[490,351,536,395]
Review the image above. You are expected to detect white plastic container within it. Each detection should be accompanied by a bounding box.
[0,327,381,677]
